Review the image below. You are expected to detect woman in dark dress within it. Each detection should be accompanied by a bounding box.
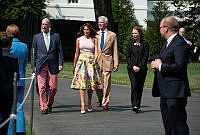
[126,26,149,113]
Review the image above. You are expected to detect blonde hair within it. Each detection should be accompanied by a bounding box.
[6,24,20,38]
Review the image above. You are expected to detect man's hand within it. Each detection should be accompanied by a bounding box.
[113,65,118,72]
[151,59,162,69]
[186,40,192,46]
[92,60,96,66]
[59,66,63,71]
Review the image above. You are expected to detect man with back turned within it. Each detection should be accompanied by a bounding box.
[151,16,191,135]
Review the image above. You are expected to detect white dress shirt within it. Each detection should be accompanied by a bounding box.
[43,32,50,44]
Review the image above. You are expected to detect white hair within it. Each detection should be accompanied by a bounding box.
[98,16,108,24]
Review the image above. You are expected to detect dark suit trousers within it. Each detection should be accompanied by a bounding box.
[160,97,189,135]
[128,69,146,108]
[0,99,13,135]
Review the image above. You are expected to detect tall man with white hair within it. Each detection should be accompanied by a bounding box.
[95,16,119,110]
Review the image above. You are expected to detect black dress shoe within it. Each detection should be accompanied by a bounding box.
[41,109,48,114]
[137,108,142,113]
[132,107,142,113]
[48,106,52,113]
[132,107,138,113]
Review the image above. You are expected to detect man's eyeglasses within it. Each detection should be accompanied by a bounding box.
[42,23,49,26]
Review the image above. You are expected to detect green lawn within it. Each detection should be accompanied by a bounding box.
[26,61,200,93]
[25,119,34,135]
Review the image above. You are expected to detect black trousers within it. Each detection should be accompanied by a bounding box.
[0,98,13,135]
[128,69,147,108]
[160,97,189,135]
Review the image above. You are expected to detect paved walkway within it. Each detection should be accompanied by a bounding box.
[24,78,200,135]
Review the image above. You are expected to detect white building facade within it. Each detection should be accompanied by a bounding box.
[147,1,177,21]
[46,0,148,27]
[46,0,95,21]
[131,0,148,28]
[45,0,182,29]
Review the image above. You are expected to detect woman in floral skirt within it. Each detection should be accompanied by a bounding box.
[71,23,103,114]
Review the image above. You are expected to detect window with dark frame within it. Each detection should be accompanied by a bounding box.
[69,0,78,3]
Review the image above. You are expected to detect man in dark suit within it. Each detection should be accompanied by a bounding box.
[0,32,19,135]
[151,16,190,135]
[31,18,64,114]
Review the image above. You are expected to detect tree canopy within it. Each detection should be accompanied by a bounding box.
[172,0,200,46]
[112,0,139,54]
[0,0,47,19]
[144,1,172,57]
[93,0,113,23]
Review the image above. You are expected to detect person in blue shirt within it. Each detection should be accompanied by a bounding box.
[6,24,28,135]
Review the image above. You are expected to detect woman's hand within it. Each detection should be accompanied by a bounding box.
[92,61,95,66]
[133,66,140,72]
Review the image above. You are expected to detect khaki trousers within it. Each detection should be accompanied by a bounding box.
[101,71,112,106]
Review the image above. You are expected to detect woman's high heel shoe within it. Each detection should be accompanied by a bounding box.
[81,110,85,114]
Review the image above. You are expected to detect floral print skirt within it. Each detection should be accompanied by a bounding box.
[70,52,103,90]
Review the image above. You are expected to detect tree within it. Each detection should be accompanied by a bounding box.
[144,1,172,57]
[112,0,139,54]
[172,0,200,46]
[93,0,120,41]
[0,0,47,19]
[93,0,113,21]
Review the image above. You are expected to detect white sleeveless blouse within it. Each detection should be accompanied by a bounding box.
[79,36,95,53]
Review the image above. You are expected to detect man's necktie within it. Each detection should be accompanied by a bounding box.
[100,31,104,50]
[164,41,168,48]
[45,34,50,51]
[161,41,168,54]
